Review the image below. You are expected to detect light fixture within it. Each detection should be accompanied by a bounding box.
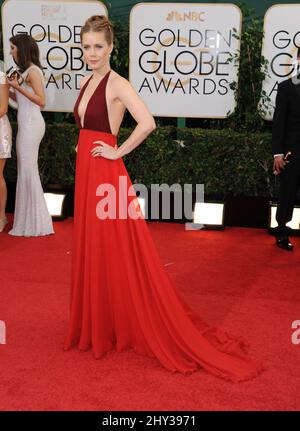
[187,201,225,230]
[44,192,67,220]
[269,202,300,233]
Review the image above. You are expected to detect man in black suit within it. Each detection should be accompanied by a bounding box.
[272,48,300,250]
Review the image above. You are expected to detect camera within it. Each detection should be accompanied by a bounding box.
[6,66,24,85]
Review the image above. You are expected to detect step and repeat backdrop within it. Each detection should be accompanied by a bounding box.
[129,3,241,118]
[1,1,299,118]
[261,4,300,120]
[1,0,107,111]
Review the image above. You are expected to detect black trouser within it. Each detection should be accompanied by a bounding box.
[276,156,300,235]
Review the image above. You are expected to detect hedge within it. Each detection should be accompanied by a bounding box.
[4,123,276,198]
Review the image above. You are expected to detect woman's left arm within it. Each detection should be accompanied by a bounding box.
[8,68,45,108]
[115,77,156,158]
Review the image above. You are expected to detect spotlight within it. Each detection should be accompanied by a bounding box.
[44,192,67,220]
[269,202,300,233]
[187,202,225,230]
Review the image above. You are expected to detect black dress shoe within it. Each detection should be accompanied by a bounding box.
[276,236,294,251]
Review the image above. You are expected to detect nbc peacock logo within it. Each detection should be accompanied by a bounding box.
[166,11,205,22]
[41,5,67,21]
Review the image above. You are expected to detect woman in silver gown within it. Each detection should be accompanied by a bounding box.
[7,34,54,237]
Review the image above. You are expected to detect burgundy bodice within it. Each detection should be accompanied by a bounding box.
[74,70,112,134]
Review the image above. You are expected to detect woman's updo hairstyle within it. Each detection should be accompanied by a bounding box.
[80,15,114,45]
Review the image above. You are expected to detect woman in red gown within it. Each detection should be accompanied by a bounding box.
[64,15,264,382]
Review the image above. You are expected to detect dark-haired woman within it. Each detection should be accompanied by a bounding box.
[8,34,53,236]
[64,15,264,382]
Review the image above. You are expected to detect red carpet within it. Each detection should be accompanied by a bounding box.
[0,216,299,410]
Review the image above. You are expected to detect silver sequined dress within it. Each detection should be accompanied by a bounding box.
[9,65,54,237]
[0,72,12,158]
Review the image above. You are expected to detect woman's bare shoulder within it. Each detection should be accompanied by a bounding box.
[79,74,92,89]
[109,71,133,92]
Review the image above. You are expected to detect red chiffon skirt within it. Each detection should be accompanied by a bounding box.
[64,129,264,382]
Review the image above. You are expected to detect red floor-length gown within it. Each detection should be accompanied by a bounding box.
[64,71,264,382]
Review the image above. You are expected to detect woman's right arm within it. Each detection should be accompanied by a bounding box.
[0,83,9,118]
